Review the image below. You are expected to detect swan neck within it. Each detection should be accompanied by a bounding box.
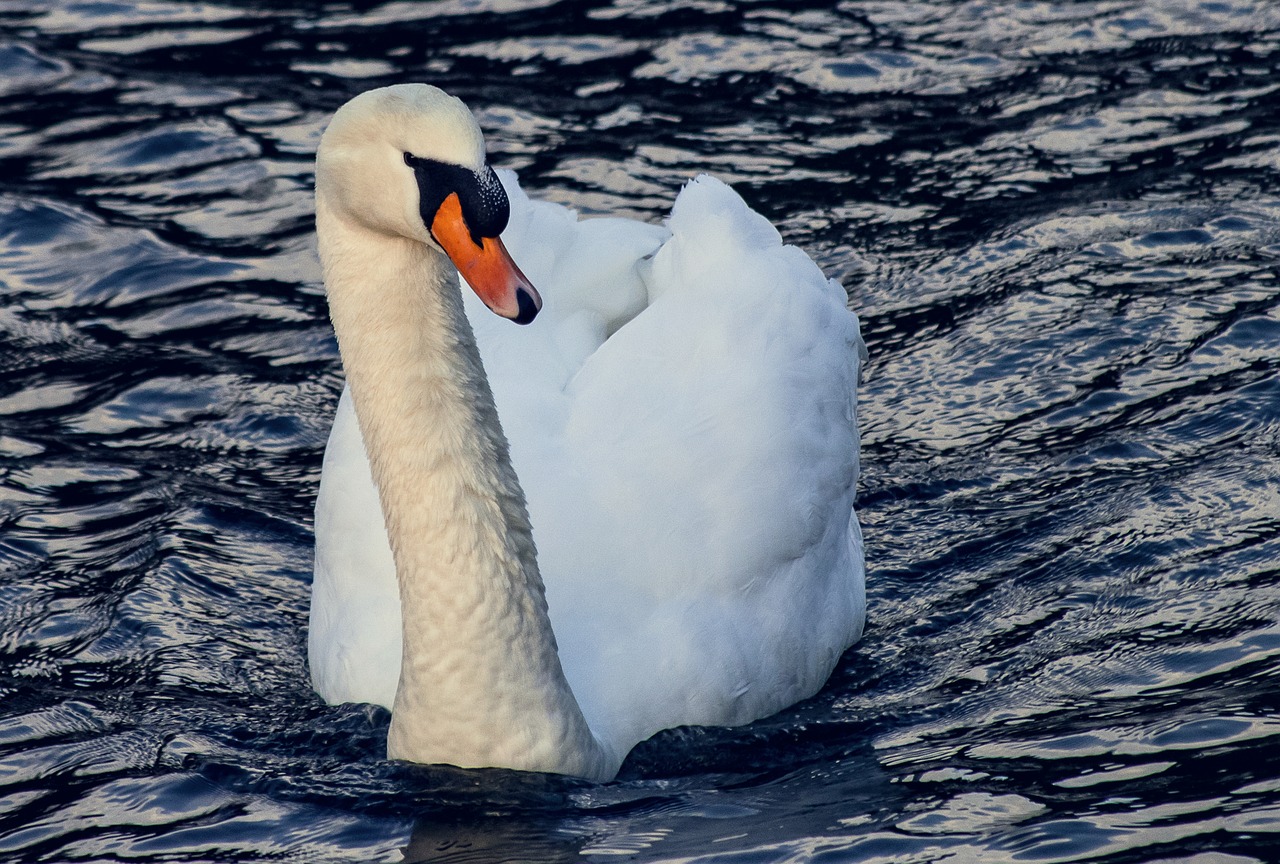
[318,202,617,780]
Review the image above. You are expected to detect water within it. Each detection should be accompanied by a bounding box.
[1,0,1279,860]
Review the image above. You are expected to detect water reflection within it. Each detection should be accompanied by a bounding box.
[402,818,582,864]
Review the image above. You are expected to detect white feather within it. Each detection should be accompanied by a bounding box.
[308,85,866,780]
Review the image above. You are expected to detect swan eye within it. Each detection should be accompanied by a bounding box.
[404,154,510,244]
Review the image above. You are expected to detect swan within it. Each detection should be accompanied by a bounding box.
[307,84,867,782]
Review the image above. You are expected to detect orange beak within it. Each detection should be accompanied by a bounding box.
[430,192,541,324]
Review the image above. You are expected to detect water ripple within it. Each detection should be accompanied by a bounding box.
[0,0,1279,861]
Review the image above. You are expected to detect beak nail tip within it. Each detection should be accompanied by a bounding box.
[514,288,540,325]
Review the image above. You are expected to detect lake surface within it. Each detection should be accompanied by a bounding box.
[2,0,1279,861]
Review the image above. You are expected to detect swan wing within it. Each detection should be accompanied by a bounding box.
[511,176,867,754]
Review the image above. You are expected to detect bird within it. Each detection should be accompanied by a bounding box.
[307,83,867,782]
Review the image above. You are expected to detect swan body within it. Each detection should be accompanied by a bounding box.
[308,84,867,781]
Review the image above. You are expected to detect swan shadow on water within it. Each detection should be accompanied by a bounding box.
[391,725,895,863]
[401,815,583,864]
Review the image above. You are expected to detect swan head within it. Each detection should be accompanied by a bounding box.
[316,84,541,324]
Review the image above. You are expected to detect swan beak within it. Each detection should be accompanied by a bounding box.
[431,192,542,325]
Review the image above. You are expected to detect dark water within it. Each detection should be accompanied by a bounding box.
[1,0,1279,861]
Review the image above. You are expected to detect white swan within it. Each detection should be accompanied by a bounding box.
[307,84,867,782]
